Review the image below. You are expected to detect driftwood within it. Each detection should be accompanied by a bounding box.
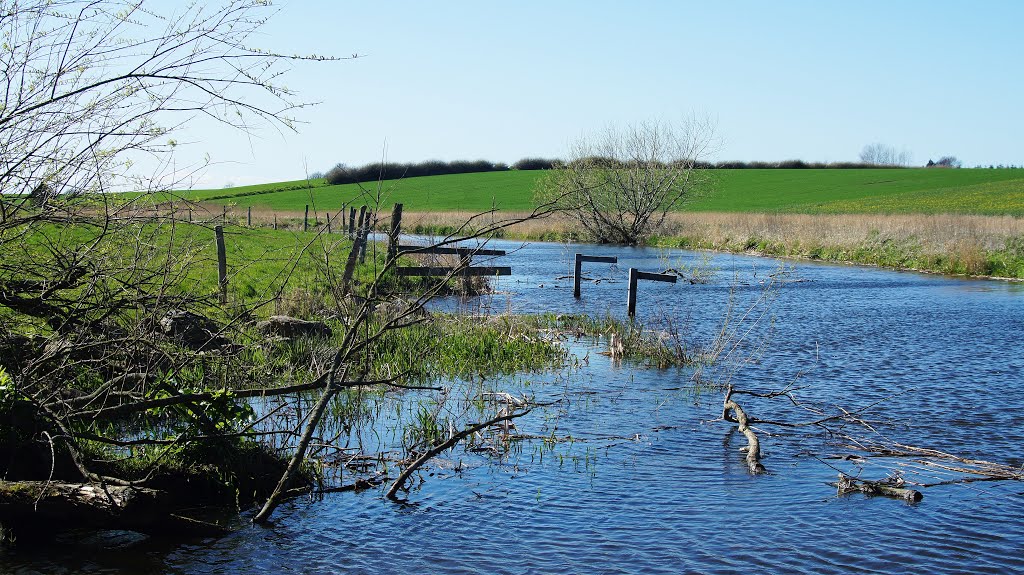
[0,480,229,536]
[833,474,923,502]
[722,385,766,474]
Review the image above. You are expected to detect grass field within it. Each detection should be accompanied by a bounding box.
[184,168,1024,216]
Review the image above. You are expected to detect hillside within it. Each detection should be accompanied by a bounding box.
[186,168,1024,216]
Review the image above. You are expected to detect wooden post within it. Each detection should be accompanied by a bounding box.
[303,204,309,232]
[388,203,404,262]
[355,206,365,237]
[359,210,372,263]
[574,253,617,299]
[627,268,638,317]
[627,268,677,317]
[188,209,193,223]
[348,207,357,239]
[273,214,277,230]
[247,206,252,227]
[341,205,368,293]
[222,205,227,223]
[341,203,348,234]
[215,225,228,304]
[326,213,332,234]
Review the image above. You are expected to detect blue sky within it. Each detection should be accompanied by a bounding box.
[176,1,1024,187]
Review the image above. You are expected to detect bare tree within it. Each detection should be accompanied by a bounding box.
[0,0,341,534]
[859,143,912,167]
[0,0,560,538]
[537,118,715,245]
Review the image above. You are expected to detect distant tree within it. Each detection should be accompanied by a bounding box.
[859,143,912,167]
[936,156,962,168]
[926,159,936,167]
[536,118,715,245]
[512,158,560,170]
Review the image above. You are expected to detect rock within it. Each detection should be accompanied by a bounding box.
[256,316,332,339]
[159,310,230,349]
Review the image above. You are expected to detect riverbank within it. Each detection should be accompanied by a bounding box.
[248,208,1022,280]
[652,211,1024,280]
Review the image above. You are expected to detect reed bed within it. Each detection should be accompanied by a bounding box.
[654,212,1024,278]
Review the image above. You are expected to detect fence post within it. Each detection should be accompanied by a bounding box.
[348,207,357,239]
[355,206,365,239]
[215,225,228,304]
[627,268,677,317]
[359,210,372,263]
[388,203,403,262]
[326,213,332,234]
[222,205,227,223]
[341,203,348,234]
[247,206,252,227]
[627,268,638,317]
[303,204,309,232]
[574,254,583,299]
[341,205,368,293]
[273,214,277,230]
[574,254,618,299]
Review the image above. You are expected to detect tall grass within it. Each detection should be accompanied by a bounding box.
[653,212,1024,278]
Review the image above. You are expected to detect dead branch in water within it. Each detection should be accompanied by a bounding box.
[722,385,766,474]
[386,408,533,501]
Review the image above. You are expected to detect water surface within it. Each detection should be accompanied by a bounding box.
[6,241,1024,574]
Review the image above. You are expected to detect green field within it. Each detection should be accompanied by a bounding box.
[186,168,1024,216]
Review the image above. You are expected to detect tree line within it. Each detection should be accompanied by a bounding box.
[317,157,923,186]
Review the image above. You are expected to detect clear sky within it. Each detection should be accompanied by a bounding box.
[174,0,1024,188]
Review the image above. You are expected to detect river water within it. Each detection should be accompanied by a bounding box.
[6,240,1024,574]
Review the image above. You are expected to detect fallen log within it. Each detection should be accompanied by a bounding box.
[833,474,923,502]
[0,480,229,537]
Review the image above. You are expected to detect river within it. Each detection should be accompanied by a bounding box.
[6,239,1024,574]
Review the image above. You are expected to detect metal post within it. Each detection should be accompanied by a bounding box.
[215,225,228,304]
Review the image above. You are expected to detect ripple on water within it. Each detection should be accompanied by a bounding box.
[6,242,1024,575]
